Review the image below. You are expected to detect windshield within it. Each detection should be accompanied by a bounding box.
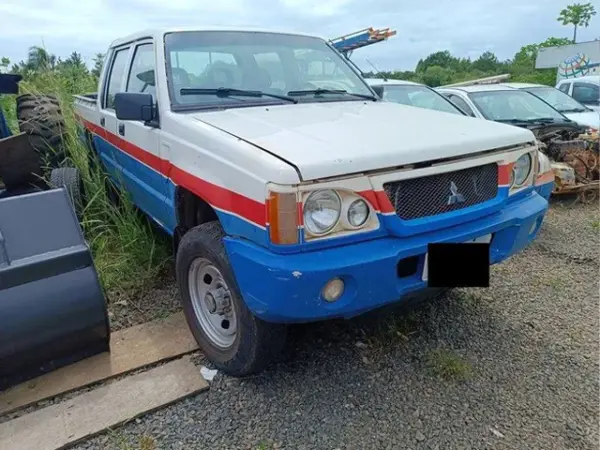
[523,86,588,113]
[469,90,567,122]
[379,85,464,115]
[163,31,374,109]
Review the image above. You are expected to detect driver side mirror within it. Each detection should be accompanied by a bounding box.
[114,92,156,123]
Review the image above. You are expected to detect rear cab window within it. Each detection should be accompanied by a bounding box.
[103,47,131,110]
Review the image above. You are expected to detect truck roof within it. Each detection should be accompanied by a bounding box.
[557,75,600,85]
[109,27,327,48]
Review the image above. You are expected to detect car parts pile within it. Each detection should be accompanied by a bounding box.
[538,129,599,203]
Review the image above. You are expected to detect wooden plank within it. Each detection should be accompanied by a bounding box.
[0,356,208,450]
[0,312,198,415]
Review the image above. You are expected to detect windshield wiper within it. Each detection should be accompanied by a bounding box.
[287,88,378,101]
[559,108,588,113]
[497,118,557,125]
[180,88,298,103]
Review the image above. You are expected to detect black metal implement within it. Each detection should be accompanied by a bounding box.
[0,188,110,390]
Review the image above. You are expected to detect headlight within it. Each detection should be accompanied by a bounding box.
[347,199,369,227]
[512,153,532,187]
[537,151,551,175]
[304,190,341,235]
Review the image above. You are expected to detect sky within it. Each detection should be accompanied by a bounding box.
[0,0,598,72]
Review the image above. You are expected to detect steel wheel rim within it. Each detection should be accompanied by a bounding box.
[188,258,237,349]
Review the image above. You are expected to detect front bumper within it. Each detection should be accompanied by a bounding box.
[225,191,548,323]
[534,179,554,201]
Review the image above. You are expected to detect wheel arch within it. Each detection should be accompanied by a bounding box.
[174,185,220,249]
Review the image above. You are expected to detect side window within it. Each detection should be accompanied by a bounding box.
[558,82,571,94]
[449,95,475,117]
[572,83,600,105]
[126,43,156,98]
[104,48,130,110]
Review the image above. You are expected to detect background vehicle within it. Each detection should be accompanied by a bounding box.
[555,76,600,112]
[74,28,549,376]
[364,78,466,115]
[503,82,598,130]
[438,81,599,202]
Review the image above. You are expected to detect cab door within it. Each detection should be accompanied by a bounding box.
[116,40,175,233]
[97,45,131,182]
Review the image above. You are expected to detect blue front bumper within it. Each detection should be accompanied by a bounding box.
[534,181,553,202]
[225,191,548,323]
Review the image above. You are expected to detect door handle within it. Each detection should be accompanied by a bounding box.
[100,117,105,127]
[118,124,125,136]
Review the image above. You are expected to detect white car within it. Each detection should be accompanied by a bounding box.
[556,75,600,113]
[502,82,598,130]
[436,84,584,133]
[74,28,550,375]
[364,78,466,115]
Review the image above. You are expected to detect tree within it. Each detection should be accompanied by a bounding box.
[25,46,57,71]
[416,51,461,73]
[472,51,500,72]
[92,53,105,78]
[557,2,597,43]
[0,57,9,73]
[421,65,453,87]
[63,51,85,69]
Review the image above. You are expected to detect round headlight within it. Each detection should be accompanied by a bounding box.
[347,199,369,227]
[513,153,532,186]
[304,190,341,235]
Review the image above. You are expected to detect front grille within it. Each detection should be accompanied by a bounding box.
[383,163,498,220]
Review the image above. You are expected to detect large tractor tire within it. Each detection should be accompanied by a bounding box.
[50,167,85,219]
[16,93,67,169]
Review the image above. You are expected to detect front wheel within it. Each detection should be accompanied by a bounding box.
[176,221,287,376]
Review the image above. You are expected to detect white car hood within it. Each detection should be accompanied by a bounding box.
[190,101,535,180]
[564,111,600,129]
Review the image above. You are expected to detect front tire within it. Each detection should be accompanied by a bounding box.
[176,221,287,376]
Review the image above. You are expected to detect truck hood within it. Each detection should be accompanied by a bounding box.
[190,101,536,180]
[563,111,600,129]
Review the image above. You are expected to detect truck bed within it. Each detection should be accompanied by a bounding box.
[74,93,97,110]
[73,94,98,123]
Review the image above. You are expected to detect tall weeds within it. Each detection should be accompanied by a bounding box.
[3,70,171,298]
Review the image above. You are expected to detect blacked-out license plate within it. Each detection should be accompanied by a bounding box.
[423,234,491,288]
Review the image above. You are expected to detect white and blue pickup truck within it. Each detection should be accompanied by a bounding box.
[75,28,551,375]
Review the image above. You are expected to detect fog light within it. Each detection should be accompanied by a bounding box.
[322,278,344,302]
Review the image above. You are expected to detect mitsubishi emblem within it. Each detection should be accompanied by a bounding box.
[447,181,465,205]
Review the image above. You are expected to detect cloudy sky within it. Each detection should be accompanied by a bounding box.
[1,0,598,71]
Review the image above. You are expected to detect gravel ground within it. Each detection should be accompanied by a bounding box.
[70,200,599,450]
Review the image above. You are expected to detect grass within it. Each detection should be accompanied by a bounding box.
[111,431,156,450]
[360,310,422,352]
[2,69,171,298]
[591,219,600,230]
[542,275,567,292]
[456,291,481,309]
[426,348,472,380]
